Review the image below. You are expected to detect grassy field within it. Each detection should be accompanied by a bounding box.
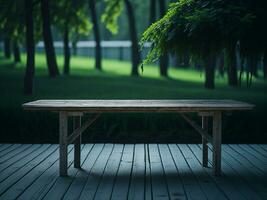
[0,53,266,143]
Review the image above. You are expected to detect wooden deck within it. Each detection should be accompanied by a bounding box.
[0,144,266,200]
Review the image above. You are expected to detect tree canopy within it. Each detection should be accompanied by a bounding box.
[140,0,259,64]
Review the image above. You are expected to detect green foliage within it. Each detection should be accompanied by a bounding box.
[0,0,25,42]
[239,1,267,58]
[140,0,265,65]
[140,0,196,64]
[51,0,92,38]
[101,0,124,34]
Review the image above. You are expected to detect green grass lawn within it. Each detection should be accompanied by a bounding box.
[0,53,267,143]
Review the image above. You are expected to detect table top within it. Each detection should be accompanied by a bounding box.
[22,99,254,112]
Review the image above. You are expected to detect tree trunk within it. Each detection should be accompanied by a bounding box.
[225,47,238,87]
[4,37,11,59]
[251,55,258,78]
[184,50,190,68]
[149,0,156,24]
[41,0,59,77]
[246,57,254,87]
[218,51,224,78]
[24,0,35,95]
[238,57,244,86]
[72,41,77,56]
[204,54,215,89]
[159,53,168,76]
[63,24,70,75]
[89,0,102,70]
[124,0,140,76]
[13,40,21,63]
[264,49,267,80]
[158,0,168,76]
[173,55,180,68]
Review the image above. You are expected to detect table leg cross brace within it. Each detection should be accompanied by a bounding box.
[67,113,101,144]
[59,112,101,176]
[180,112,222,176]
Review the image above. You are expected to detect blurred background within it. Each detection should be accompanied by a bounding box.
[0,0,266,144]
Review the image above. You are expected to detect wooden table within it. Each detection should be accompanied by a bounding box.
[23,99,254,176]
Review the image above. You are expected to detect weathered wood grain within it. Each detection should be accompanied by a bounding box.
[202,116,209,167]
[59,112,68,176]
[41,145,89,200]
[95,144,124,200]
[1,144,267,200]
[212,112,222,176]
[110,144,133,200]
[179,144,227,200]
[158,144,187,200]
[17,145,74,200]
[22,99,254,112]
[168,144,207,199]
[0,145,58,197]
[78,144,114,200]
[128,144,146,200]
[73,116,81,168]
[62,144,103,200]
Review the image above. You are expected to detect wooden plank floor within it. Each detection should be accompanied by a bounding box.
[0,144,266,200]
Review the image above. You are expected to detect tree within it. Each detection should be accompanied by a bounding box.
[63,23,70,75]
[141,0,260,89]
[124,0,140,76]
[24,0,35,95]
[4,37,11,59]
[239,0,267,82]
[41,0,59,77]
[141,1,223,89]
[264,50,267,80]
[225,45,238,86]
[217,51,224,78]
[89,0,102,70]
[0,1,24,62]
[149,0,156,24]
[52,0,92,75]
[158,0,168,77]
[149,0,168,76]
[102,0,140,76]
[13,40,21,63]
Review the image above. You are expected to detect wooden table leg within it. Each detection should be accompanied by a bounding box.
[73,116,81,168]
[59,111,68,176]
[202,116,208,167]
[212,112,222,176]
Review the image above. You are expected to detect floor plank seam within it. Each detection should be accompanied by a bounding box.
[0,144,33,164]
[0,145,58,198]
[187,144,230,200]
[177,144,209,199]
[75,144,106,200]
[0,144,42,173]
[0,144,52,184]
[61,144,95,199]
[36,146,76,200]
[227,145,265,174]
[106,144,123,200]
[91,144,116,200]
[0,144,13,153]
[205,144,267,199]
[157,144,171,199]
[167,144,188,200]
[0,144,22,159]
[249,145,267,159]
[126,144,135,200]
[146,144,153,200]
[0,144,266,200]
